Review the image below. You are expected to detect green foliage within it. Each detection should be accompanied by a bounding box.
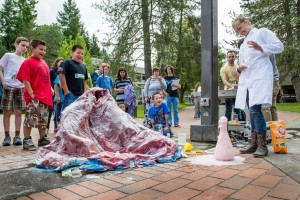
[16,0,38,39]
[89,34,101,57]
[0,44,7,58]
[0,0,18,51]
[57,0,84,40]
[32,24,64,65]
[93,0,203,101]
[87,72,93,88]
[0,0,38,51]
[277,102,300,113]
[57,34,92,73]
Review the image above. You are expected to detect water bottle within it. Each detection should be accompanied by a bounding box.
[129,160,135,168]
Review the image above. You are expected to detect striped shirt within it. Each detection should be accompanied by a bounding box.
[113,78,133,101]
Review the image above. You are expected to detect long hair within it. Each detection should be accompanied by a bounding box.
[51,57,64,70]
[117,67,128,80]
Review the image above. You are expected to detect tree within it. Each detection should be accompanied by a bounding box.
[93,0,205,101]
[57,0,85,40]
[0,0,20,51]
[33,24,64,65]
[0,0,38,51]
[16,0,38,39]
[89,33,101,57]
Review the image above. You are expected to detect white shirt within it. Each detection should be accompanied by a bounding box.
[0,53,25,88]
[235,28,284,109]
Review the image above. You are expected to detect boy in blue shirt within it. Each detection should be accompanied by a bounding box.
[96,63,113,93]
[148,92,173,137]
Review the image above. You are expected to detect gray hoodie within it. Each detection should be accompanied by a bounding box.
[144,76,167,100]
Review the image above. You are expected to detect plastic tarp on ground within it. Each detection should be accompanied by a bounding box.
[35,88,179,172]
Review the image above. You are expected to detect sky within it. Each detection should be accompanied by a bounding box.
[0,0,242,52]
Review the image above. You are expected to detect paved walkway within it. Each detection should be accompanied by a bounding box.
[0,107,300,200]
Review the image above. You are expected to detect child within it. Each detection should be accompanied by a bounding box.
[46,57,64,134]
[16,39,53,150]
[118,101,132,118]
[159,90,167,103]
[58,45,88,111]
[118,101,126,112]
[0,37,29,146]
[148,92,173,137]
[96,63,113,93]
[53,70,64,133]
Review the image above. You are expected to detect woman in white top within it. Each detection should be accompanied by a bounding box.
[232,15,284,157]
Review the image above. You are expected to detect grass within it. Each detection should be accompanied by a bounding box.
[276,102,300,113]
[136,102,192,118]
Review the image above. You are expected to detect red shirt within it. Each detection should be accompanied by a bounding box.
[16,56,53,108]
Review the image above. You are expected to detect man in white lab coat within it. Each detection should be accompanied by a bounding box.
[232,15,284,157]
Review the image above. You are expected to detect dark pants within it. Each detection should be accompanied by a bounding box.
[46,102,56,130]
[225,98,245,121]
[54,103,62,126]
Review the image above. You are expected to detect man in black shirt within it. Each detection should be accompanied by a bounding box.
[59,45,88,110]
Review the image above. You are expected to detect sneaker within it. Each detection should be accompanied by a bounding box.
[23,137,37,151]
[13,136,22,146]
[174,124,181,128]
[38,137,51,147]
[2,136,11,146]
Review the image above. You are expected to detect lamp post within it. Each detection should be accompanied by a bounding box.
[190,0,219,142]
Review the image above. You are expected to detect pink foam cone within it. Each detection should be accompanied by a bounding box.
[214,116,235,161]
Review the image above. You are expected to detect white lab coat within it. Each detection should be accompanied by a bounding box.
[235,28,284,109]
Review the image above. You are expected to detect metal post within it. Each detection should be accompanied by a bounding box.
[190,0,219,142]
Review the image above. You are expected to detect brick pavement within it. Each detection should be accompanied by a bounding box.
[0,107,300,199]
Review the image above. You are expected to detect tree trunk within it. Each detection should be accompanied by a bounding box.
[141,0,152,80]
[175,0,184,70]
[296,0,300,42]
[291,74,300,102]
[179,82,188,103]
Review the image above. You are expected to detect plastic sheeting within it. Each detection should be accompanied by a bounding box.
[35,88,179,171]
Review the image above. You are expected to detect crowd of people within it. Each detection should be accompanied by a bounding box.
[0,38,138,150]
[0,14,284,158]
[0,36,184,151]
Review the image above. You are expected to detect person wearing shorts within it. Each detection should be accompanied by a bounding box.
[0,37,29,146]
[23,99,49,129]
[16,39,53,151]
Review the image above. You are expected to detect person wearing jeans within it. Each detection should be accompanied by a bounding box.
[164,65,181,127]
[62,92,79,110]
[233,15,284,157]
[166,95,179,126]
